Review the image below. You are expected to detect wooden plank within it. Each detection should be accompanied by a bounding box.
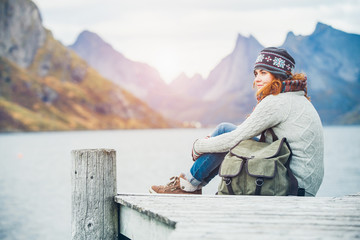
[115,193,360,239]
[119,204,174,240]
[71,149,118,240]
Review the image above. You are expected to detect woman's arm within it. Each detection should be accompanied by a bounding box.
[194,94,290,154]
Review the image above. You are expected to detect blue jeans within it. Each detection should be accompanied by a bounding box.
[186,122,237,187]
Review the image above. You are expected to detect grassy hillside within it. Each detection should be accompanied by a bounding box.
[0,31,171,132]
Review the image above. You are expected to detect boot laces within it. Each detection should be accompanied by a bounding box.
[167,176,179,187]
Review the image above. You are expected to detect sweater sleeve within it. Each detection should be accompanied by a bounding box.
[194,94,290,154]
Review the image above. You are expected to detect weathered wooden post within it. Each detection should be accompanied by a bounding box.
[71,149,118,240]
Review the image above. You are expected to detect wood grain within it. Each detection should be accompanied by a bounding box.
[71,149,118,240]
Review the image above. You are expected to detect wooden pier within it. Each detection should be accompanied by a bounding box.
[71,149,360,240]
[115,193,360,240]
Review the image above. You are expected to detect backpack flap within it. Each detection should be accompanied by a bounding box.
[219,154,245,177]
[246,158,276,178]
[231,138,288,160]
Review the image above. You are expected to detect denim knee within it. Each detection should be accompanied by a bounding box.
[212,122,237,137]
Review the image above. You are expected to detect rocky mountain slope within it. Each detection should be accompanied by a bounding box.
[0,0,171,132]
[281,23,360,124]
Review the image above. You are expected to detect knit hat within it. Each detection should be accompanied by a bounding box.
[254,47,295,78]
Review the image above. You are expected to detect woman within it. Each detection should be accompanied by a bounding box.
[150,47,324,197]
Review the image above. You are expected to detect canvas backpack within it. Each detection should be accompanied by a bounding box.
[217,129,300,196]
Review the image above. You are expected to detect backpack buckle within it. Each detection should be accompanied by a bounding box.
[224,177,232,186]
[255,177,264,187]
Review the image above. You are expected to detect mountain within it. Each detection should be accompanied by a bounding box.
[195,34,263,124]
[281,22,360,124]
[69,30,214,126]
[69,31,180,119]
[0,0,171,132]
[0,0,45,68]
[282,23,360,88]
[170,73,205,99]
[202,34,262,101]
[168,34,263,125]
[69,31,170,107]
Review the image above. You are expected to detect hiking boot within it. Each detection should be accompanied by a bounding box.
[149,174,202,194]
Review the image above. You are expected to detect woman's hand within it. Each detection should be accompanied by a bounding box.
[191,136,210,161]
[192,139,201,161]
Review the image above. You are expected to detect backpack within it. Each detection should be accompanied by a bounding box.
[217,129,299,196]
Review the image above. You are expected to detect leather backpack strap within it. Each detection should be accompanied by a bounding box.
[259,128,278,142]
[224,177,235,195]
[260,130,300,196]
[283,139,300,196]
[267,128,278,141]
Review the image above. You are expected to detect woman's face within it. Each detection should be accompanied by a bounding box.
[254,69,274,91]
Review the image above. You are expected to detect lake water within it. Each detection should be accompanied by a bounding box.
[0,127,359,240]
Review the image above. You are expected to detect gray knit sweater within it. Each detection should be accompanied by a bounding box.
[194,91,324,196]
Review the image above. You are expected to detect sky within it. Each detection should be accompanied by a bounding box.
[32,0,360,83]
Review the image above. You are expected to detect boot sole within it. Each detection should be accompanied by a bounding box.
[149,187,158,194]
